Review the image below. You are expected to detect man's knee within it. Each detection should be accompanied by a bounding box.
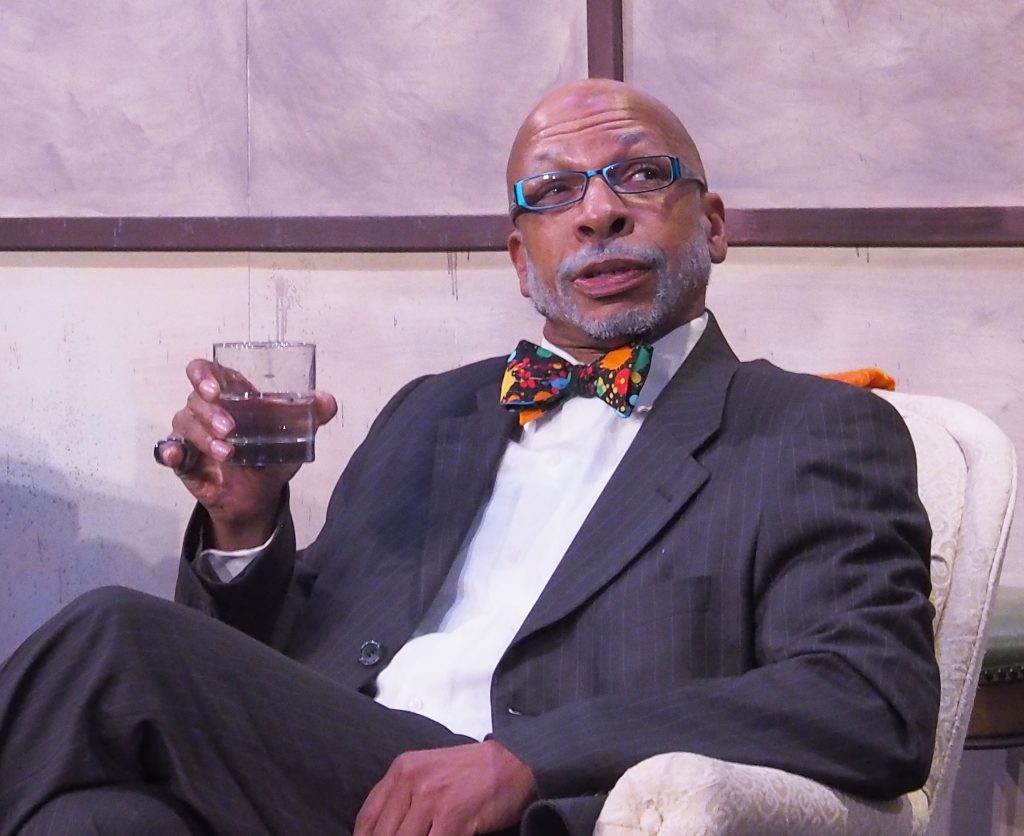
[15,585,186,673]
[20,787,209,835]
[57,585,174,633]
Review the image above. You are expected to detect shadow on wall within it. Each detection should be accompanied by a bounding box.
[0,451,181,662]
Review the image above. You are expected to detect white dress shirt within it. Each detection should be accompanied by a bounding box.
[202,314,707,741]
[374,315,706,738]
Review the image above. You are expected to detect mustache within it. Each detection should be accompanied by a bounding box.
[555,242,667,284]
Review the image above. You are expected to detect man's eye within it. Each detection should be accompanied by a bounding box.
[539,181,570,196]
[527,176,576,205]
[621,163,664,182]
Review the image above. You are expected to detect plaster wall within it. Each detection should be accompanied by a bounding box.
[2,246,1021,661]
[3,246,1023,836]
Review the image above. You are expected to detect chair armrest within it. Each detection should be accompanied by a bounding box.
[595,752,925,835]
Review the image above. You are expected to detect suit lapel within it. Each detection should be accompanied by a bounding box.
[512,315,740,643]
[416,383,519,612]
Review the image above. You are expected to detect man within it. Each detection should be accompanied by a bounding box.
[0,79,938,835]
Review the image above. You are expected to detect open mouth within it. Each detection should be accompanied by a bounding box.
[572,259,652,298]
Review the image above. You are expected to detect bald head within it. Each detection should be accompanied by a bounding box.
[503,79,727,357]
[506,79,706,189]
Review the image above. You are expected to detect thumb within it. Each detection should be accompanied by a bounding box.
[313,390,339,428]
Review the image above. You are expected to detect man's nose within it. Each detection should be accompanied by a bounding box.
[574,175,633,241]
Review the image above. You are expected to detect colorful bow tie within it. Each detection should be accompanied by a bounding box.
[500,341,653,426]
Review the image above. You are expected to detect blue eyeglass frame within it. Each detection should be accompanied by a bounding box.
[510,155,707,220]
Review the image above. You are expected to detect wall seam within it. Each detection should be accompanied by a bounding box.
[244,0,252,216]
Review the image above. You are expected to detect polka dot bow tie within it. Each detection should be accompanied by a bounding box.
[499,340,654,426]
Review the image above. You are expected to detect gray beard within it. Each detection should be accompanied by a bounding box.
[523,229,712,342]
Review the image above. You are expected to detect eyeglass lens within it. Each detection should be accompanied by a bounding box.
[519,156,677,209]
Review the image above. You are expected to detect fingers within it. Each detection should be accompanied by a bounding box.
[154,361,235,475]
[353,771,395,836]
[354,746,521,836]
[186,358,220,401]
[183,358,241,459]
[171,395,235,463]
[354,769,432,836]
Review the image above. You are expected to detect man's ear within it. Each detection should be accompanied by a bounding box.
[508,230,532,298]
[701,192,728,263]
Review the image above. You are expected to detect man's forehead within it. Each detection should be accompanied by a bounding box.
[507,82,700,181]
[528,128,661,166]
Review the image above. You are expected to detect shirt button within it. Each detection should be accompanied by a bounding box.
[408,697,424,711]
[358,640,383,666]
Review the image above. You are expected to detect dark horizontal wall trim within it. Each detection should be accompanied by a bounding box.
[727,206,1024,248]
[1,207,1022,252]
[0,216,514,253]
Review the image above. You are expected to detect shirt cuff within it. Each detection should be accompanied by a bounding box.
[197,527,278,583]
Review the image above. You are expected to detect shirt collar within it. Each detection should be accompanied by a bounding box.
[539,311,709,413]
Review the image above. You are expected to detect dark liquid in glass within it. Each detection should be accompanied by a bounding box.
[221,393,315,466]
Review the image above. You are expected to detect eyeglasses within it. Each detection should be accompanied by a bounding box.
[510,155,706,219]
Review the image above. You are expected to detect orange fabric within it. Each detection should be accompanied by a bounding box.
[820,368,896,391]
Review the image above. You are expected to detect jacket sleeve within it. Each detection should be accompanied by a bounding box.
[492,384,939,802]
[173,375,431,648]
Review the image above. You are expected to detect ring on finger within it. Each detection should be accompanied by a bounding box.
[153,435,201,473]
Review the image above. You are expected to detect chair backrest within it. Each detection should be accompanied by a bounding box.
[874,390,1017,831]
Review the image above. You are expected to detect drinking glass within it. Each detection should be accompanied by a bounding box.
[212,342,316,466]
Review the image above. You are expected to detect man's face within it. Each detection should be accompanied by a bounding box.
[506,84,726,352]
[521,227,711,343]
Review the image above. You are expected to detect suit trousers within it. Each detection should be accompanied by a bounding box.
[0,587,473,836]
[20,787,210,835]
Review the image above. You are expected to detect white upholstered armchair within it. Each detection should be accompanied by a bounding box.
[594,390,1019,835]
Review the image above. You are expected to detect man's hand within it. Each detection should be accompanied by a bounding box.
[354,741,537,836]
[156,358,338,550]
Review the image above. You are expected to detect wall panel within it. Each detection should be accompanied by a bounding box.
[0,0,587,219]
[626,0,1024,208]
[248,1,588,215]
[0,0,249,215]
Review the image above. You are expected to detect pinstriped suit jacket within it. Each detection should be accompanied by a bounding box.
[177,312,939,835]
